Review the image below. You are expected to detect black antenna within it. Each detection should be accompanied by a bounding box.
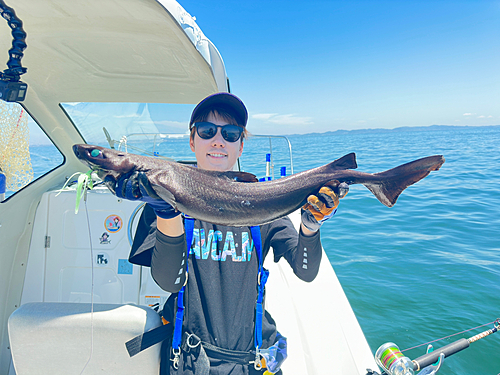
[0,0,27,102]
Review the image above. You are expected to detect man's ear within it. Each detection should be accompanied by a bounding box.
[189,136,195,152]
[238,141,244,157]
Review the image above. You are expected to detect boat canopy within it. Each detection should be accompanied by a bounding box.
[0,0,228,154]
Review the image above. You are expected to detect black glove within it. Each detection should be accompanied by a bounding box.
[114,171,180,220]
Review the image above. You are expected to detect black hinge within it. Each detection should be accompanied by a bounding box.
[44,235,50,248]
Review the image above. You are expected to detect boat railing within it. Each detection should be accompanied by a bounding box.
[103,127,184,161]
[246,134,294,178]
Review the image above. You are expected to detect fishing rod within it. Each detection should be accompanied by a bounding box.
[367,318,499,375]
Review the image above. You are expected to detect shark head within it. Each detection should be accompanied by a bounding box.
[73,144,137,192]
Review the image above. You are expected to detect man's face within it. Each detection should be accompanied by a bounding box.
[190,112,244,171]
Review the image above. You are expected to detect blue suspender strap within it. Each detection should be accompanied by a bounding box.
[171,221,268,370]
[250,225,268,353]
[172,217,195,354]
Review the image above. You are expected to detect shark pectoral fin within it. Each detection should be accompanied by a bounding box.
[221,171,259,183]
[137,172,177,208]
[365,155,445,207]
[150,184,177,208]
[103,175,118,195]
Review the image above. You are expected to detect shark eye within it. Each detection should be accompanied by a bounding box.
[91,149,103,158]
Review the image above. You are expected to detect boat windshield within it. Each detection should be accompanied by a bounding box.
[60,102,294,177]
[61,102,197,160]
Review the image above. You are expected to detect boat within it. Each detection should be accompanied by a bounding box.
[0,0,378,373]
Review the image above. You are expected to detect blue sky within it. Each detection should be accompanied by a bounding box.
[182,0,500,134]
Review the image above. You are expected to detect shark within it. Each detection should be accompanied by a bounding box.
[73,144,445,227]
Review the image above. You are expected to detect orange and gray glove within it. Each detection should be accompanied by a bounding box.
[301,181,349,232]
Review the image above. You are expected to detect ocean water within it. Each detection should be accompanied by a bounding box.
[28,127,500,375]
[242,127,500,375]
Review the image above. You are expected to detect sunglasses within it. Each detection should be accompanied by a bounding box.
[194,122,244,143]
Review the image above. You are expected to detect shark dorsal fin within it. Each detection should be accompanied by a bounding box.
[327,153,358,170]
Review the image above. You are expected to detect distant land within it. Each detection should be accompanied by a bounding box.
[290,124,500,136]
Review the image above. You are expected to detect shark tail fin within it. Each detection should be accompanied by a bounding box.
[364,155,445,207]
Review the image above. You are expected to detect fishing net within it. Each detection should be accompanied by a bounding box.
[0,101,33,191]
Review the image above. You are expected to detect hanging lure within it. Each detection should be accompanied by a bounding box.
[56,169,96,213]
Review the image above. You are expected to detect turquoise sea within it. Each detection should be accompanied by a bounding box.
[29,126,500,375]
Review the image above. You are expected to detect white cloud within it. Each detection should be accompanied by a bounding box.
[114,113,144,118]
[463,113,474,116]
[252,113,278,120]
[251,113,313,126]
[135,119,189,133]
[138,119,186,127]
[477,115,485,118]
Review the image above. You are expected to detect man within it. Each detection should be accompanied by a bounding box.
[117,93,346,374]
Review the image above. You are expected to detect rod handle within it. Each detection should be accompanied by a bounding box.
[412,338,469,371]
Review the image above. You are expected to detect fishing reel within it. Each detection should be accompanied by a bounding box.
[367,342,444,375]
[367,318,499,375]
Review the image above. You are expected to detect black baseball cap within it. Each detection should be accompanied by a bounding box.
[190,92,248,127]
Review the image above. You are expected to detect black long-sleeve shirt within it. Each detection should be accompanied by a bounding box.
[129,205,323,375]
